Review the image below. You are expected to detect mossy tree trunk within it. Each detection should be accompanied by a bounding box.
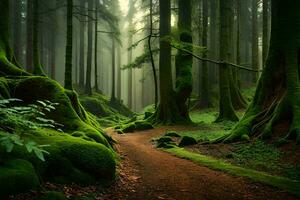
[127,0,134,109]
[0,0,28,76]
[216,0,239,122]
[175,0,193,118]
[64,0,73,90]
[85,0,93,95]
[221,0,300,143]
[150,0,187,124]
[79,0,86,88]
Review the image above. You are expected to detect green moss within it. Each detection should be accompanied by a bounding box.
[0,77,10,99]
[178,136,197,147]
[165,131,181,137]
[0,159,39,198]
[134,121,153,130]
[119,120,154,133]
[164,147,300,197]
[155,136,177,148]
[38,191,67,200]
[60,141,116,180]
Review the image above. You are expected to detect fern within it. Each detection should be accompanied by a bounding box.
[0,99,61,161]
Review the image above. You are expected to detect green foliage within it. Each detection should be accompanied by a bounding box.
[122,48,159,70]
[0,99,61,161]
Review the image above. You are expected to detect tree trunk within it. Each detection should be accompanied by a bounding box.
[13,0,22,62]
[198,0,210,107]
[32,0,45,76]
[0,0,28,76]
[220,0,300,143]
[94,2,99,92]
[85,0,93,95]
[111,37,116,100]
[252,0,259,82]
[262,0,270,65]
[79,0,85,88]
[64,0,73,90]
[26,0,33,73]
[116,45,121,99]
[216,0,239,122]
[175,0,193,118]
[151,0,186,124]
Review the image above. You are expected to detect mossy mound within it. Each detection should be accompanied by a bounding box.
[116,120,154,133]
[0,76,117,196]
[79,93,130,127]
[178,136,198,147]
[155,136,177,148]
[0,159,39,198]
[109,97,133,118]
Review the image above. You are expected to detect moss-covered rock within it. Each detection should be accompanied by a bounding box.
[178,136,197,147]
[135,121,154,131]
[119,120,154,133]
[0,159,39,198]
[165,131,181,138]
[156,136,177,148]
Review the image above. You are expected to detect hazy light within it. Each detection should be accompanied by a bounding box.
[119,0,129,16]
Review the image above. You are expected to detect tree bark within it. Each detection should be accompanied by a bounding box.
[175,0,193,118]
[64,0,73,90]
[216,0,239,122]
[32,0,45,76]
[26,0,33,73]
[262,0,270,65]
[85,0,93,95]
[220,0,300,143]
[79,0,86,88]
[252,0,259,82]
[0,0,28,76]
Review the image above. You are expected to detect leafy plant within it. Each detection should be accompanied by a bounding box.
[0,99,62,161]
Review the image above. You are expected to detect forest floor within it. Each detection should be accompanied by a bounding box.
[101,126,296,200]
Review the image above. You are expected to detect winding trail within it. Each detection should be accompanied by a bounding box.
[105,126,296,200]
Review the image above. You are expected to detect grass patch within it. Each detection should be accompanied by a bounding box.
[164,147,300,197]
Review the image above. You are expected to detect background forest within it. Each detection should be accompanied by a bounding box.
[1,0,300,199]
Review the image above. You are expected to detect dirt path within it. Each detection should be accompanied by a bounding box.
[104,126,296,200]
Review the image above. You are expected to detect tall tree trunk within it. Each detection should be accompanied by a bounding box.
[26,0,33,72]
[252,0,259,82]
[151,0,186,124]
[221,0,300,143]
[64,0,73,90]
[13,0,22,62]
[32,0,45,76]
[0,0,28,76]
[116,45,121,99]
[198,0,210,107]
[175,0,193,118]
[79,0,85,88]
[94,2,99,92]
[85,0,93,95]
[216,0,238,122]
[111,37,116,100]
[127,23,133,107]
[262,0,270,65]
[229,0,247,110]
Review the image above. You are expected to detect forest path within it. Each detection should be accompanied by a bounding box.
[105,126,295,200]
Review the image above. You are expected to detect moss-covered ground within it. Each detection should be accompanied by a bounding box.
[0,77,118,198]
[154,108,300,197]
